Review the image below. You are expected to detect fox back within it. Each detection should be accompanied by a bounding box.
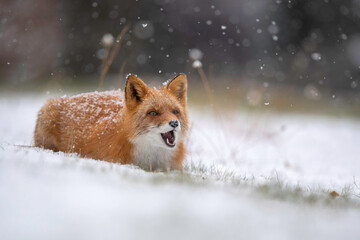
[34,74,189,171]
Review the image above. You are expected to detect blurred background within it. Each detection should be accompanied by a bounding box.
[1,0,360,115]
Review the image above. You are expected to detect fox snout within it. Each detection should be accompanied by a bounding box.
[169,120,179,129]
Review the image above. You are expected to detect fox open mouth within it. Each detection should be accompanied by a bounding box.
[161,130,175,147]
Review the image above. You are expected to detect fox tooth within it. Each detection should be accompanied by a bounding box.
[166,138,174,146]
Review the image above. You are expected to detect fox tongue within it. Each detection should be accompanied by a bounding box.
[162,131,175,146]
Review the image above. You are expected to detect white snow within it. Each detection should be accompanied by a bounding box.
[189,110,360,191]
[188,48,203,61]
[311,52,322,61]
[101,33,114,47]
[1,94,360,240]
[192,60,202,69]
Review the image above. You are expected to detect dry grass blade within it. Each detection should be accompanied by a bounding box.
[101,45,111,76]
[197,66,215,110]
[99,24,130,89]
[116,59,128,89]
[208,63,214,83]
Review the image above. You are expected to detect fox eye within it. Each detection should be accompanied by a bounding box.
[173,110,179,114]
[148,111,159,116]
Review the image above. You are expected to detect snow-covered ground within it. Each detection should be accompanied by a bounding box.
[1,93,360,240]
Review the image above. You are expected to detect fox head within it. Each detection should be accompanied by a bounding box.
[124,74,188,154]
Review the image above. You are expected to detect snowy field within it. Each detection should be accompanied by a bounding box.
[1,93,360,240]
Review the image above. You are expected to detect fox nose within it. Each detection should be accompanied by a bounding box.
[169,120,179,128]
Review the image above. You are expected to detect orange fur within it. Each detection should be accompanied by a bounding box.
[34,74,189,170]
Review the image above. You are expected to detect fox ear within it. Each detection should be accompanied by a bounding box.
[125,74,148,109]
[167,74,187,105]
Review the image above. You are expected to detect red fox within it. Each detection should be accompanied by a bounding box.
[34,74,189,171]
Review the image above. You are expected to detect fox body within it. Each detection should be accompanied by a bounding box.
[34,74,189,171]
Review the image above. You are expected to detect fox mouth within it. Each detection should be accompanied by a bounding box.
[161,130,175,148]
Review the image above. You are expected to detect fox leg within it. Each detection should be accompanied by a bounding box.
[34,99,60,151]
[172,142,185,171]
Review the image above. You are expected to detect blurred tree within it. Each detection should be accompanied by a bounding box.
[0,0,359,93]
[0,0,62,84]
